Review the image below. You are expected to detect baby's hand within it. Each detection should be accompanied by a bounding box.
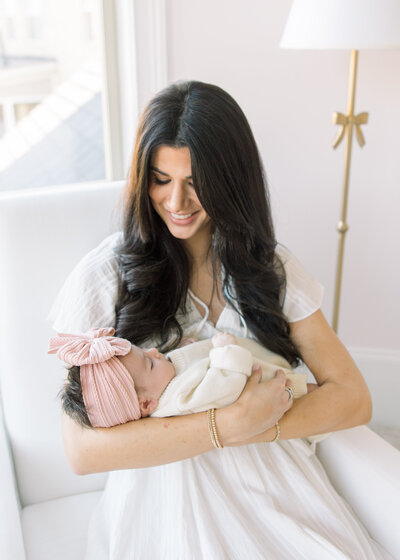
[212,332,237,348]
[179,337,198,347]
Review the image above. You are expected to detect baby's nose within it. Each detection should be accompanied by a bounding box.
[148,347,160,358]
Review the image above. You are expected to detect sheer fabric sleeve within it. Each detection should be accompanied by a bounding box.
[276,244,324,323]
[47,232,122,333]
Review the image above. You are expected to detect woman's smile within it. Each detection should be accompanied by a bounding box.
[167,210,200,225]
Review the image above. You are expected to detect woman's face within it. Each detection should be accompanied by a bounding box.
[149,146,211,251]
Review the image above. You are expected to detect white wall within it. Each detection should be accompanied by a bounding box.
[165,0,400,351]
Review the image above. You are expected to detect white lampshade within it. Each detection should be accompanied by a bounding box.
[281,0,400,50]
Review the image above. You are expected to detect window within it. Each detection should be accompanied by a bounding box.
[0,0,106,191]
[0,0,166,192]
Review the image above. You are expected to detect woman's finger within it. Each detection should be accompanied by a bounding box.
[250,364,262,382]
[274,369,286,383]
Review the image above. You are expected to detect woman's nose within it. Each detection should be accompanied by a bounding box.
[167,182,186,212]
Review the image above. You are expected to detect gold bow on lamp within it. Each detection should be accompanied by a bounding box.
[332,111,369,149]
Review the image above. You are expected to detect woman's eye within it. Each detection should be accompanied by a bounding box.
[153,176,170,185]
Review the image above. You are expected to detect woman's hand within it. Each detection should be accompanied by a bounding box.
[307,383,319,393]
[220,366,293,445]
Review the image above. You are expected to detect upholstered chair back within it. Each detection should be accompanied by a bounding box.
[0,181,124,508]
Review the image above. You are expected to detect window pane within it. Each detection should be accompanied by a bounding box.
[83,0,95,41]
[26,16,42,40]
[3,0,16,39]
[0,0,106,191]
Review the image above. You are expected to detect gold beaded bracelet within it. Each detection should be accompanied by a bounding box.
[207,408,224,449]
[266,422,280,443]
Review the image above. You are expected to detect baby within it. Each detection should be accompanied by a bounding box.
[49,327,308,428]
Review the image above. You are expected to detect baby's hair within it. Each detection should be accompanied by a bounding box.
[58,366,93,429]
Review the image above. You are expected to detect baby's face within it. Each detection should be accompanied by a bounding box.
[118,345,176,404]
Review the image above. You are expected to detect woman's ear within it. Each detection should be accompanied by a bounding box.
[139,397,158,417]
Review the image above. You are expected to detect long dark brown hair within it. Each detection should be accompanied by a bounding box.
[115,81,301,365]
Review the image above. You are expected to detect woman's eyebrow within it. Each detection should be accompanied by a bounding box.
[150,166,192,179]
[150,166,168,176]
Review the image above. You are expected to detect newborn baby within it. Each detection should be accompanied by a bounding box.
[49,327,307,428]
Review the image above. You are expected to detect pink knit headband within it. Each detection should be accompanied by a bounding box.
[48,327,141,427]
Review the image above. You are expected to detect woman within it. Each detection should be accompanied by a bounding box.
[51,81,388,559]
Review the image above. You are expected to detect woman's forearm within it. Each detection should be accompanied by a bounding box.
[62,362,372,474]
[246,309,371,443]
[62,405,238,474]
[236,380,372,445]
[280,380,372,438]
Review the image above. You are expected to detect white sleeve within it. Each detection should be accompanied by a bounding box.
[154,346,253,416]
[177,346,253,413]
[47,232,122,333]
[208,345,253,373]
[276,244,324,323]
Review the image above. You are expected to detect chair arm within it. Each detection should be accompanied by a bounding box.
[0,404,26,560]
[316,425,400,559]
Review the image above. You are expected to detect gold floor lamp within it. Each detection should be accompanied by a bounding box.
[280,0,400,332]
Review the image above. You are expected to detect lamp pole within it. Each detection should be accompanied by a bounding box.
[331,49,368,332]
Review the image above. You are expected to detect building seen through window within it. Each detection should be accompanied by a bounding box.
[0,0,105,191]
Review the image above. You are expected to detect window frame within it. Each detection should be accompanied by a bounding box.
[101,0,168,181]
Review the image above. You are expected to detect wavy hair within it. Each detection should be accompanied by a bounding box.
[115,81,301,365]
[59,366,92,428]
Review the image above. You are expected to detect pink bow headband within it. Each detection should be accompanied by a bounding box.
[48,327,141,427]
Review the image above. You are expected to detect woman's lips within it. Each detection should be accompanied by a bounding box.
[167,211,199,225]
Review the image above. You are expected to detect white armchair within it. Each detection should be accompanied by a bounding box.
[0,182,399,560]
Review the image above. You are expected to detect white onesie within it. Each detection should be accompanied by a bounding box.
[154,338,307,417]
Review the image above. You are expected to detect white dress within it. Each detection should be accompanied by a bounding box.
[49,233,391,560]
